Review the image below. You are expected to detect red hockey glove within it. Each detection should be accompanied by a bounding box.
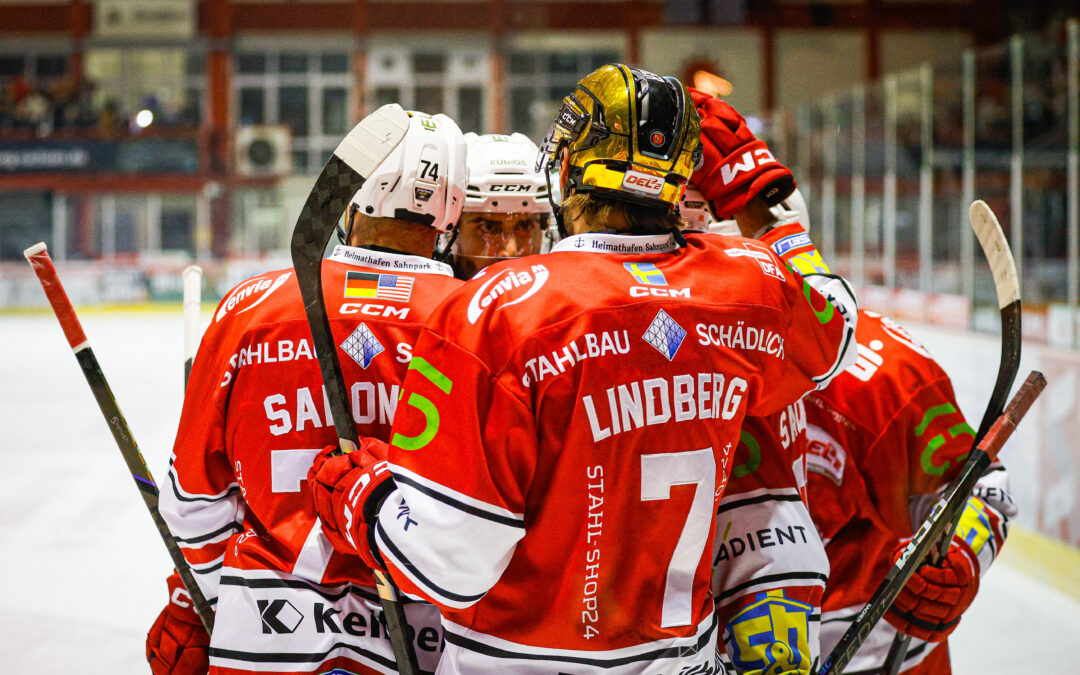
[308,440,395,571]
[146,572,210,675]
[885,535,980,642]
[688,87,795,219]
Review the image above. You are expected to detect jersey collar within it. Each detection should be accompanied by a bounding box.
[328,245,455,277]
[552,232,679,255]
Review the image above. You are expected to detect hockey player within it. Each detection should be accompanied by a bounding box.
[686,89,846,675]
[445,132,552,279]
[307,64,858,673]
[145,106,467,675]
[804,309,1015,673]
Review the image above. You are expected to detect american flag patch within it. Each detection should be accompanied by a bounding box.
[344,271,415,302]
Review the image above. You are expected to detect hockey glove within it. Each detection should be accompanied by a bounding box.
[885,535,980,642]
[308,440,395,571]
[146,572,210,675]
[688,87,795,219]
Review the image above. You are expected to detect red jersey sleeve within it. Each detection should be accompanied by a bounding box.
[748,260,856,416]
[159,296,244,606]
[375,329,534,608]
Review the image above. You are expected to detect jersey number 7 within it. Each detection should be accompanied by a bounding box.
[641,448,717,628]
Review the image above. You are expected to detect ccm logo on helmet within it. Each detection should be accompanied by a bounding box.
[621,170,664,195]
[489,184,532,192]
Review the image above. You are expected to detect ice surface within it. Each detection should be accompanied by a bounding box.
[0,311,1076,673]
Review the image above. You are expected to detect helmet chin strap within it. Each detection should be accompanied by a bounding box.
[544,168,568,238]
[337,204,359,244]
[433,225,460,261]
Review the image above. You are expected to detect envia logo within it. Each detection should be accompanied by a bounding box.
[216,271,292,323]
[467,264,549,324]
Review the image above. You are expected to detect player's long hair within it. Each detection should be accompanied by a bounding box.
[561,191,684,235]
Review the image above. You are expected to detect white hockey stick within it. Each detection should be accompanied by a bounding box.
[182,265,203,387]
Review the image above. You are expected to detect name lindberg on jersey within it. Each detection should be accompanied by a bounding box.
[583,372,748,442]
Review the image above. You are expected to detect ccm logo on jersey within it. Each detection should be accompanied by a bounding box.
[489,184,532,192]
[216,272,292,323]
[621,169,665,195]
[467,264,548,324]
[721,148,779,186]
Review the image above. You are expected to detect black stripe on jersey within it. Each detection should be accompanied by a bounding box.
[167,459,241,503]
[174,521,243,545]
[715,492,803,515]
[209,643,433,673]
[218,574,383,604]
[714,571,828,604]
[442,613,718,668]
[393,473,525,529]
[376,521,487,605]
[193,559,224,574]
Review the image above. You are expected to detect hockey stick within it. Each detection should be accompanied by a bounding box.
[289,104,420,675]
[821,199,1023,675]
[182,265,202,387]
[821,371,1043,675]
[23,242,216,634]
[879,199,1023,674]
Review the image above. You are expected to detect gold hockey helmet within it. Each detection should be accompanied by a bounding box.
[536,64,701,211]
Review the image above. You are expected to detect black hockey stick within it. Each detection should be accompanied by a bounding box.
[879,199,1023,674]
[23,242,216,634]
[820,200,1023,675]
[289,104,420,675]
[182,265,202,387]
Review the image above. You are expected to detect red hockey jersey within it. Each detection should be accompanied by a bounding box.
[159,246,461,673]
[805,310,1014,674]
[369,231,855,673]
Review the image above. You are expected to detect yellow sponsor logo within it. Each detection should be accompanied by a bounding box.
[726,590,813,675]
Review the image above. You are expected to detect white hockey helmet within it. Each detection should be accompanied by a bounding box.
[679,185,715,231]
[349,109,467,233]
[464,133,552,215]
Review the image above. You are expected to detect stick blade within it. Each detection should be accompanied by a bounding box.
[969,200,1020,309]
[334,103,411,178]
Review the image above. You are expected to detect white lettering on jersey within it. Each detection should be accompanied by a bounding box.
[340,302,410,319]
[582,464,604,640]
[581,372,748,442]
[396,342,413,363]
[695,322,785,359]
[778,399,806,449]
[845,340,885,382]
[467,264,548,324]
[216,272,292,323]
[263,383,401,435]
[220,338,316,387]
[725,243,786,281]
[521,331,630,387]
[629,286,691,298]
